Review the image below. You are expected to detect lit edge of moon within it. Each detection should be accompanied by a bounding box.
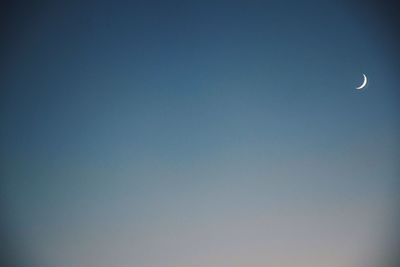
[356,73,368,90]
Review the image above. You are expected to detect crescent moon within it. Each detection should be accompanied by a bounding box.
[356,73,368,90]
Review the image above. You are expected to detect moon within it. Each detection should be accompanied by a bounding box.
[356,73,368,90]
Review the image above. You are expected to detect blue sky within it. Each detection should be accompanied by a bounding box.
[1,1,399,266]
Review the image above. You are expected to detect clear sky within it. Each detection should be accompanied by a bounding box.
[1,1,399,267]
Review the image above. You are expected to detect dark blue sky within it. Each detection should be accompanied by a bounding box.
[1,1,399,266]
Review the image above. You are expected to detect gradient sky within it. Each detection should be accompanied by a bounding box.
[1,1,399,267]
